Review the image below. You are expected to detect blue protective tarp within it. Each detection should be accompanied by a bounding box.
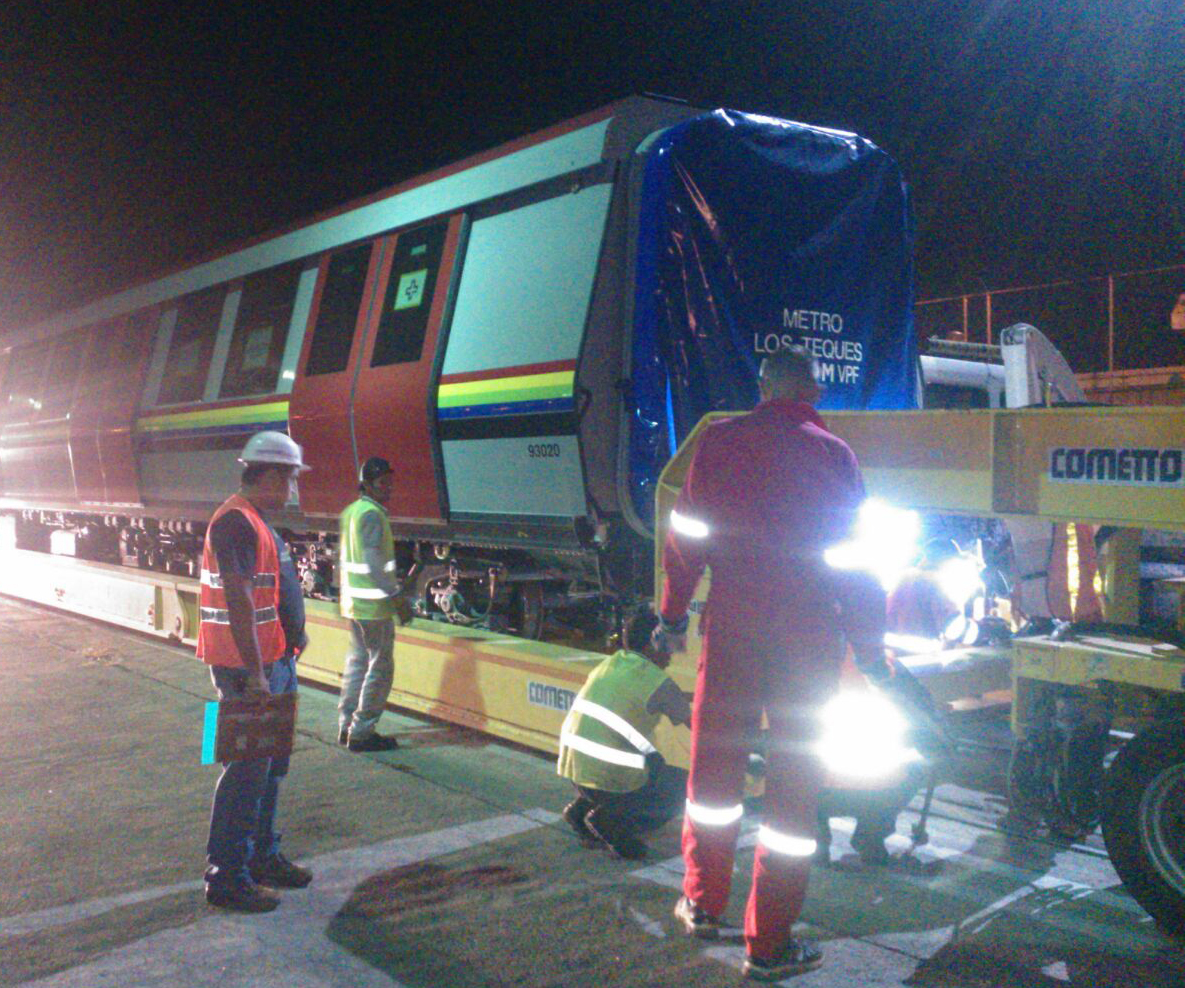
[629,110,917,528]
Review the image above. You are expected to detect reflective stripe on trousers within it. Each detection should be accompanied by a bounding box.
[756,824,817,857]
[685,799,744,827]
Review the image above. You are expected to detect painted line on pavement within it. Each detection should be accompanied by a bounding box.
[628,808,1156,985]
[2,810,547,941]
[17,810,551,988]
[0,880,204,938]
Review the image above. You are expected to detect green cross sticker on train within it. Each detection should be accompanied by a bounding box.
[393,269,427,311]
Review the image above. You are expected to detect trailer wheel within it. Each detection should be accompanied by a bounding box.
[1101,724,1185,936]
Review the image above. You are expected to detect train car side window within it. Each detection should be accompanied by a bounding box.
[306,243,372,376]
[371,222,448,367]
[155,285,227,406]
[3,344,50,418]
[219,263,302,398]
[40,332,89,415]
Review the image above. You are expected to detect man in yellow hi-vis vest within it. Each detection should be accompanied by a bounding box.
[557,612,691,859]
[338,457,413,752]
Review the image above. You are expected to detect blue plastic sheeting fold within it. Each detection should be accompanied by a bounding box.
[629,110,917,528]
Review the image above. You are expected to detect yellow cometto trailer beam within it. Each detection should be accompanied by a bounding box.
[823,405,1185,531]
[653,405,1185,715]
[0,540,607,758]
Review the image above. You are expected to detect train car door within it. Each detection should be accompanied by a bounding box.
[349,216,463,526]
[288,241,384,516]
[71,310,155,507]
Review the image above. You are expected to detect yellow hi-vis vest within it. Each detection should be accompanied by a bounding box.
[338,495,396,621]
[557,650,670,793]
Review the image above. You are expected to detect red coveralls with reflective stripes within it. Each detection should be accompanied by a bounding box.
[660,399,874,960]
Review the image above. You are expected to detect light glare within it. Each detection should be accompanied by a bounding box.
[817,690,921,780]
[824,497,920,590]
[936,555,983,609]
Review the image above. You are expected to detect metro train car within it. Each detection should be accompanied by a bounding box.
[0,96,916,639]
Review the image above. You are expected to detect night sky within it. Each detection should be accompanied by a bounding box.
[1,1,1182,333]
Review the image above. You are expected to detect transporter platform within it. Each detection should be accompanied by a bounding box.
[2,595,1181,988]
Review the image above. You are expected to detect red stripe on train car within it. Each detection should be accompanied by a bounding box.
[438,358,578,386]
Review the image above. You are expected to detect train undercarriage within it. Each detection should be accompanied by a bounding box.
[3,507,640,646]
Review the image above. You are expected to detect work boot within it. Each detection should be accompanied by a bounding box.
[250,851,312,889]
[562,797,600,847]
[673,895,720,939]
[585,807,648,860]
[205,881,280,913]
[743,938,823,980]
[347,733,399,752]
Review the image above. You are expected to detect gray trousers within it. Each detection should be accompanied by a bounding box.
[339,617,395,740]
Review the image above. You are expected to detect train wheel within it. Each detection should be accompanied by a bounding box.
[1101,724,1185,936]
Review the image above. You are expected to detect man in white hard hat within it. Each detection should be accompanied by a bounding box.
[197,430,313,912]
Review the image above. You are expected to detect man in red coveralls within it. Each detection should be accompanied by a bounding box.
[655,346,887,981]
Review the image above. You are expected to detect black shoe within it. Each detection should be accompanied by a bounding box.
[744,938,823,980]
[347,733,399,752]
[584,807,648,860]
[337,727,348,746]
[562,798,601,847]
[673,895,720,939]
[250,851,312,889]
[205,882,280,913]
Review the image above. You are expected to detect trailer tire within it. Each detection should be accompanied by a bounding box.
[1100,724,1185,936]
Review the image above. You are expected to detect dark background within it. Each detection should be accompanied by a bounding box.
[1,0,1182,334]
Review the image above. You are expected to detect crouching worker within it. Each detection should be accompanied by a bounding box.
[557,612,691,860]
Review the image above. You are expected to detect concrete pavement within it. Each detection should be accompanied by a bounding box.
[1,595,1182,986]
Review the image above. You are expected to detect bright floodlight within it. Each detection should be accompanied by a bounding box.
[936,554,983,609]
[816,690,921,781]
[823,497,920,590]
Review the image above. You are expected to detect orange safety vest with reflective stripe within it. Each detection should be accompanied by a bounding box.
[196,494,286,667]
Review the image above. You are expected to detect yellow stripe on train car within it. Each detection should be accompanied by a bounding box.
[135,400,290,433]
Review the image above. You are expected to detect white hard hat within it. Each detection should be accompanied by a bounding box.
[238,430,311,472]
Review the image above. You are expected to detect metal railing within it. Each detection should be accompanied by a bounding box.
[916,262,1185,375]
